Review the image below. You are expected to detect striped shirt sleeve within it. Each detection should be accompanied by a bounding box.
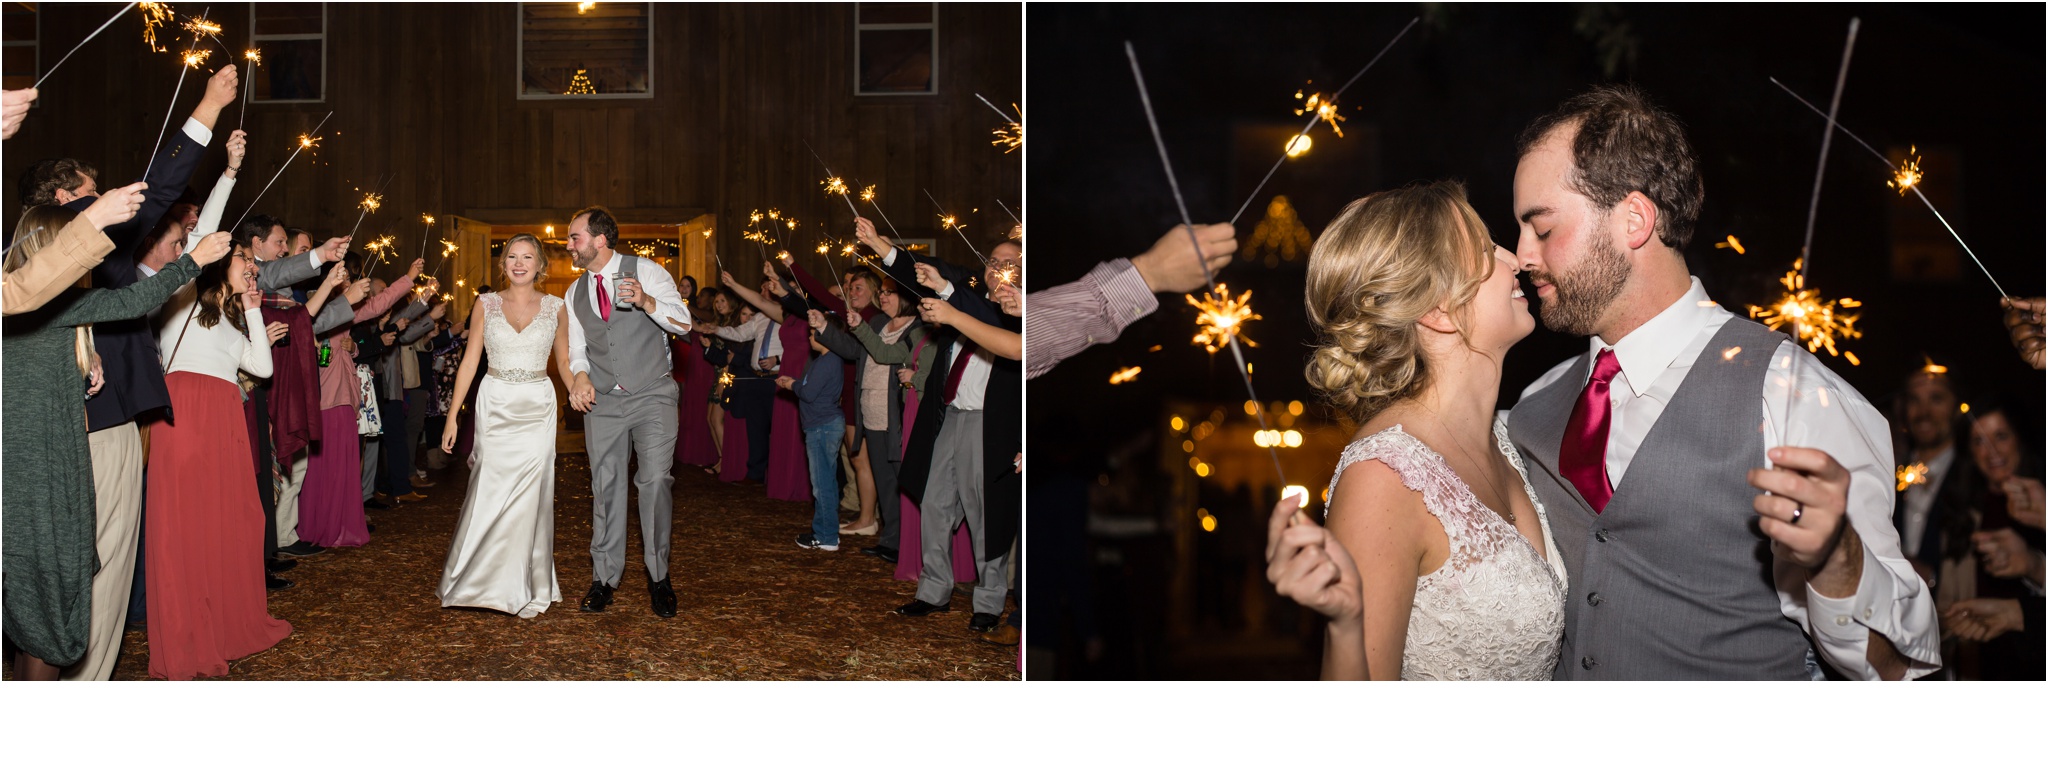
[1024,258,1157,380]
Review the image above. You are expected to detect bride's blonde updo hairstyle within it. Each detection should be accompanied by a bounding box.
[1305,180,1496,424]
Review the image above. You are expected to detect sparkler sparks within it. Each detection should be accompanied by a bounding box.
[359,193,383,213]
[181,48,209,68]
[1187,284,1261,355]
[1748,262,1863,358]
[823,177,849,196]
[1108,366,1143,385]
[859,185,876,202]
[244,48,261,66]
[182,16,221,38]
[1895,463,1930,492]
[441,240,459,258]
[140,2,176,52]
[1891,146,1923,194]
[994,120,1022,153]
[1293,89,1346,137]
[748,210,763,226]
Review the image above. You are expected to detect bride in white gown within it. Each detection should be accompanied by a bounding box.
[1266,182,1566,679]
[437,234,570,617]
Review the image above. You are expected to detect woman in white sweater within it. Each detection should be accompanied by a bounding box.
[143,244,295,680]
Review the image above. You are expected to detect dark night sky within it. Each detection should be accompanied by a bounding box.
[1026,3,2045,459]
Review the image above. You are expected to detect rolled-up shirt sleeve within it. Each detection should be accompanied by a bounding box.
[1766,343,1942,680]
[1024,258,1157,380]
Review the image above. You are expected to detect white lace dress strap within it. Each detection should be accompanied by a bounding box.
[1493,418,1568,589]
[1328,425,1491,577]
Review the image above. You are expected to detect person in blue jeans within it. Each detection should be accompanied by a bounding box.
[782,307,848,551]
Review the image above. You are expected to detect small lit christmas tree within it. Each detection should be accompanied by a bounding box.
[1243,195,1313,267]
[565,69,597,95]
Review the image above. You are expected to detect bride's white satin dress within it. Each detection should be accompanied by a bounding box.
[438,293,563,618]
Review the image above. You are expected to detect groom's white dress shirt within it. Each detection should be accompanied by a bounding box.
[1513,276,1941,680]
[566,250,693,391]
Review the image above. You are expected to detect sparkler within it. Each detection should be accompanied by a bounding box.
[238,48,260,128]
[33,2,139,90]
[1714,235,1746,254]
[142,27,208,183]
[1126,41,1287,486]
[804,140,864,221]
[922,189,987,265]
[1294,88,1346,137]
[1895,463,1930,492]
[1227,17,1418,226]
[1108,366,1143,385]
[1770,77,2011,300]
[1748,262,1863,358]
[855,181,906,240]
[231,111,331,227]
[346,193,384,266]
[414,214,437,260]
[1188,284,1261,354]
[977,93,1023,154]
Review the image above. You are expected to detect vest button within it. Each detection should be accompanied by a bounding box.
[1587,592,1603,607]
[1594,529,1610,542]
[1581,656,1596,670]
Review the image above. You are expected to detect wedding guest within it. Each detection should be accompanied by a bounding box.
[859,220,1022,634]
[1023,223,1237,379]
[1941,396,2045,680]
[781,256,886,533]
[702,276,785,483]
[782,308,850,551]
[297,261,421,547]
[2,182,145,314]
[686,286,737,473]
[817,276,934,564]
[1890,366,1976,591]
[669,274,715,469]
[2,209,215,681]
[761,266,815,503]
[423,312,463,471]
[146,226,294,680]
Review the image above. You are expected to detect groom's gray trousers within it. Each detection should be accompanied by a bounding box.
[585,377,679,586]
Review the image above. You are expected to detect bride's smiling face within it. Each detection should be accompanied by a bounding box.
[502,240,541,286]
[1464,244,1536,351]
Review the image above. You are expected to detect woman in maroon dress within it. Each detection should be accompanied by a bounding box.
[670,275,720,468]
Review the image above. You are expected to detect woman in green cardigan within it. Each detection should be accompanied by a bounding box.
[1,205,228,679]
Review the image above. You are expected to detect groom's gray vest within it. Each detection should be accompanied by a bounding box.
[570,255,673,396]
[1508,318,1810,680]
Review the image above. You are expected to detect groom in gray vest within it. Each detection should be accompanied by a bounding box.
[1503,86,1940,679]
[564,207,694,618]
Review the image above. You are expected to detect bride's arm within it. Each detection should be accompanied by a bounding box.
[439,301,489,453]
[1324,460,1434,681]
[551,298,575,385]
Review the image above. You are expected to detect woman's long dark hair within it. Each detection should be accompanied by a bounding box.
[193,254,249,335]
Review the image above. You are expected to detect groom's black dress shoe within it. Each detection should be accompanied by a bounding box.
[968,613,999,633]
[579,581,615,612]
[893,599,951,617]
[649,577,677,618]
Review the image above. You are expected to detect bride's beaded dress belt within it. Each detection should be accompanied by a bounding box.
[488,367,547,383]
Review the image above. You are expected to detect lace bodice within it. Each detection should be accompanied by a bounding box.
[480,293,562,382]
[1326,421,1568,680]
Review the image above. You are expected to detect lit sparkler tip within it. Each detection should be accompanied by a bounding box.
[359,193,382,212]
[840,243,857,257]
[785,219,798,230]
[816,242,830,255]
[1891,146,1924,194]
[859,185,876,202]
[140,3,176,52]
[183,17,223,37]
[422,214,435,225]
[440,240,459,258]
[767,209,781,220]
[1108,366,1143,385]
[939,215,961,231]
[1187,284,1262,354]
[748,210,763,225]
[822,177,849,196]
[1293,88,1347,138]
[1750,260,1863,358]
[182,49,209,68]
[992,121,1022,153]
[244,48,262,64]
[1895,462,1930,492]
[701,229,714,238]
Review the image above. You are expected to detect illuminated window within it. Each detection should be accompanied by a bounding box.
[519,2,652,99]
[250,3,326,102]
[856,3,935,95]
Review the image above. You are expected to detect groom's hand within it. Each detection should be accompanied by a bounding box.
[569,373,596,412]
[1749,446,1860,593]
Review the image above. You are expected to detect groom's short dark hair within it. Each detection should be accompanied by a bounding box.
[1516,84,1703,253]
[573,206,619,250]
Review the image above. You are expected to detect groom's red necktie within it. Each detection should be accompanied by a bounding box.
[594,274,612,321]
[1560,348,1621,513]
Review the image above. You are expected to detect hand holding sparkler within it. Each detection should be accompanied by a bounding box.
[79,182,149,230]
[2002,296,2045,370]
[917,296,962,327]
[854,216,895,256]
[1133,223,1236,294]
[1747,446,1858,580]
[222,129,247,175]
[1264,490,1365,651]
[188,231,233,266]
[1,88,35,140]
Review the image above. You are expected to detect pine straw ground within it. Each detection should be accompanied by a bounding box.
[79,453,1017,681]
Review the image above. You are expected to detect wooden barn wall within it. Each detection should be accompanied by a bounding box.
[5,2,1022,290]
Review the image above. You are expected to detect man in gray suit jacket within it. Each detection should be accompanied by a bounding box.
[564,207,694,617]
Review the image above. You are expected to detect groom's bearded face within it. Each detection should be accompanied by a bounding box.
[1532,229,1629,336]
